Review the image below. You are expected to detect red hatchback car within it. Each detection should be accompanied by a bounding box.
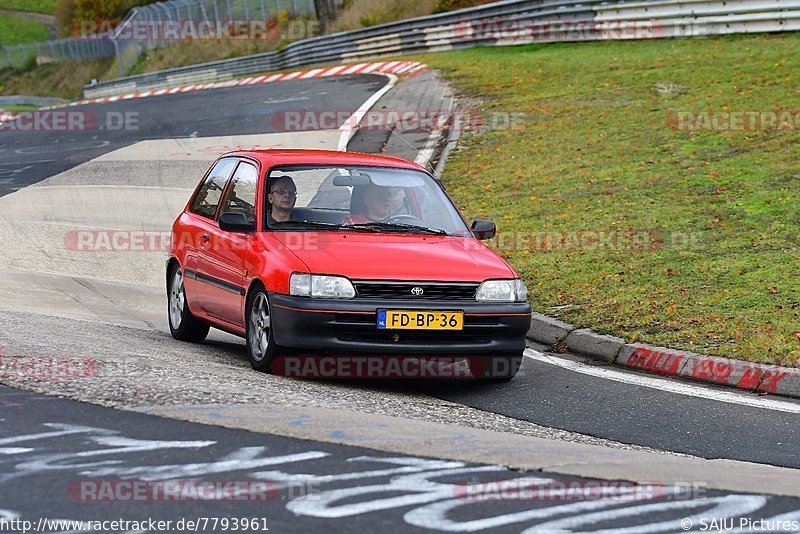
[167,149,531,380]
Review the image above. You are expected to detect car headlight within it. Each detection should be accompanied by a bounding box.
[290,273,355,299]
[476,279,527,302]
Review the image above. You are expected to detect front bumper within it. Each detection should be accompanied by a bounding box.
[268,292,531,355]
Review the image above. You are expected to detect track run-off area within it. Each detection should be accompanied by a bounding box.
[0,69,798,532]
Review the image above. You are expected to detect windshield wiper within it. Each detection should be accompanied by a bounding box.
[347,222,448,235]
[271,220,378,232]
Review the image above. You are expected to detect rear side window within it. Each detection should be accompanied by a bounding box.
[221,162,258,223]
[189,158,238,219]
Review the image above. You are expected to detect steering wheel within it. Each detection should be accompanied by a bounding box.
[385,214,424,225]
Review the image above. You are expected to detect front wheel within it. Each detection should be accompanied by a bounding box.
[469,353,522,382]
[168,264,209,342]
[245,286,282,372]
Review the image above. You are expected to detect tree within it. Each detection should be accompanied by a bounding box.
[313,0,333,35]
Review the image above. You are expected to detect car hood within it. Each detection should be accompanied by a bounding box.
[272,232,516,282]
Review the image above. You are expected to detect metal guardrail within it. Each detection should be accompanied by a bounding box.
[0,95,69,107]
[0,0,322,72]
[76,0,800,98]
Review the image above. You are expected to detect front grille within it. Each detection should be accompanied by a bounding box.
[336,330,491,345]
[353,281,479,301]
[331,313,498,345]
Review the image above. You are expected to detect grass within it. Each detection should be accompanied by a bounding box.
[127,12,313,75]
[129,37,288,76]
[333,0,437,32]
[0,104,38,111]
[0,57,114,99]
[0,12,50,45]
[0,0,57,15]
[422,34,800,366]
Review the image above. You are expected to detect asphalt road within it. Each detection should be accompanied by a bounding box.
[413,351,800,469]
[3,385,799,534]
[0,74,386,196]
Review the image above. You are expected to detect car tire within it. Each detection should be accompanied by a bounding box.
[469,353,522,382]
[168,264,210,343]
[245,284,283,373]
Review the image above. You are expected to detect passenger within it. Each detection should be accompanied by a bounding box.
[344,184,393,225]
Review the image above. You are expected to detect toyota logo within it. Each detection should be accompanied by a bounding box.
[411,287,424,296]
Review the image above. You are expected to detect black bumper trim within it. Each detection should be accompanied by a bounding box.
[268,292,531,355]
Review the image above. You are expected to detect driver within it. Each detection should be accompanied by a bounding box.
[344,184,393,225]
[267,176,297,224]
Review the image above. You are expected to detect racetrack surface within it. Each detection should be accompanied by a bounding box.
[4,385,799,533]
[0,74,386,196]
[0,70,798,530]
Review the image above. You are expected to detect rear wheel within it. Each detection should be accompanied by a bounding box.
[168,264,209,342]
[469,353,522,382]
[245,285,282,372]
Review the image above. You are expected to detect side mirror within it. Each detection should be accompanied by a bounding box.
[471,219,496,240]
[219,212,255,233]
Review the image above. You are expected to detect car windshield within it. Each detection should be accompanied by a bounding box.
[265,165,471,236]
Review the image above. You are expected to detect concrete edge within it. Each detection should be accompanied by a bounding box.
[526,319,800,401]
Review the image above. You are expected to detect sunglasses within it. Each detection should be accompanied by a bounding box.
[270,188,297,197]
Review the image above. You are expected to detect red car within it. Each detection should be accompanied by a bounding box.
[167,149,531,380]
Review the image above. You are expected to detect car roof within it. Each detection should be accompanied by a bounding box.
[221,149,430,173]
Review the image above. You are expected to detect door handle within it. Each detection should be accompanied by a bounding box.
[202,233,211,241]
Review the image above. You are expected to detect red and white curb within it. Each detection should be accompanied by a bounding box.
[527,315,800,400]
[0,109,16,122]
[48,61,427,110]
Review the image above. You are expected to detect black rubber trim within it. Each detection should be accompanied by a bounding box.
[184,268,245,296]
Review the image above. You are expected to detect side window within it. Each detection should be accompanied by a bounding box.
[189,158,237,219]
[220,162,258,223]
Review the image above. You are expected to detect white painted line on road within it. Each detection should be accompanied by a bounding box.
[524,349,800,414]
[415,92,452,169]
[0,448,33,454]
[337,73,399,152]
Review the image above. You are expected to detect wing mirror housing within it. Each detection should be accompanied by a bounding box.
[219,212,255,233]
[471,219,496,240]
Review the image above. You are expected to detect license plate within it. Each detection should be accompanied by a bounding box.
[377,310,463,330]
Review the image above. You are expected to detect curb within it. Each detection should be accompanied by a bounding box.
[526,316,800,400]
[44,61,428,110]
